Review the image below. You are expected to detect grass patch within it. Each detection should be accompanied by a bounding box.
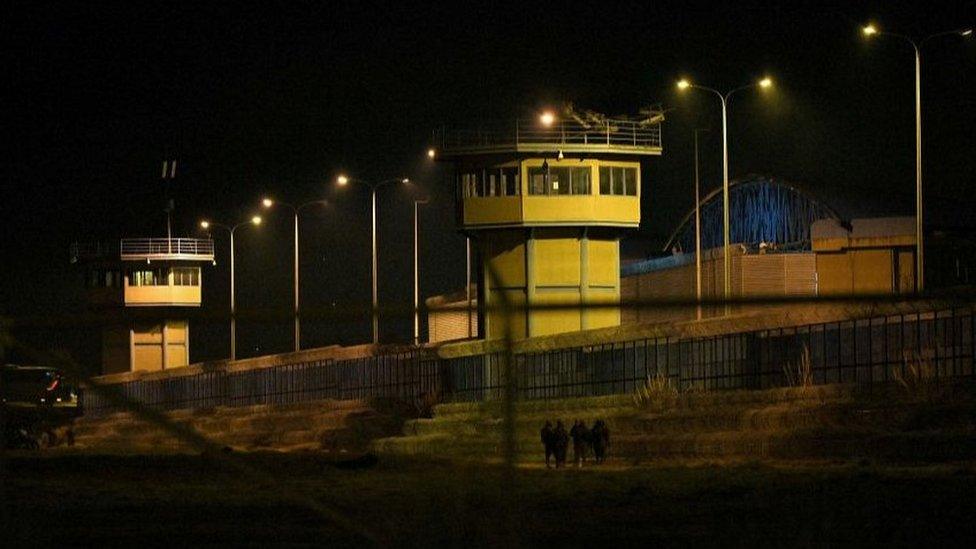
[5,453,976,546]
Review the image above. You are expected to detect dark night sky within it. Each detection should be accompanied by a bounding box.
[3,1,974,362]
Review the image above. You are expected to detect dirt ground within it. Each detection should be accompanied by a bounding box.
[3,452,976,547]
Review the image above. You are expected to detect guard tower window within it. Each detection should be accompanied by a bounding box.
[528,167,591,195]
[501,167,520,196]
[171,267,200,286]
[460,168,520,197]
[86,269,122,288]
[599,166,638,196]
[129,268,166,286]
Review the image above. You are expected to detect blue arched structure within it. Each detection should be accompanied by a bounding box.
[663,175,843,253]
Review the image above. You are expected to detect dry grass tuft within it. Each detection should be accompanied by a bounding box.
[633,373,679,411]
[783,345,813,389]
[894,351,942,402]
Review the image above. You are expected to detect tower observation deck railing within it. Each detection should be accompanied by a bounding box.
[71,238,215,263]
[437,118,663,155]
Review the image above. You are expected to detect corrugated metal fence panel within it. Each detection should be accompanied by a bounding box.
[785,254,818,295]
[741,254,785,296]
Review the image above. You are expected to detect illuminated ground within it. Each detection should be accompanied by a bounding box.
[4,453,976,546]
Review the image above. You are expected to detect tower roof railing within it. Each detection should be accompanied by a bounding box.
[437,118,663,156]
[71,238,215,263]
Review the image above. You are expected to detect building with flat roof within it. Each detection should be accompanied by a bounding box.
[435,110,663,339]
[71,237,213,374]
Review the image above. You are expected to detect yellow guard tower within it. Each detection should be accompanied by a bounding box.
[71,238,214,374]
[437,110,663,339]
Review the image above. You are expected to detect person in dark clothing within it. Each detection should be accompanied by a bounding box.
[540,421,555,468]
[553,420,569,468]
[569,419,590,467]
[591,420,610,464]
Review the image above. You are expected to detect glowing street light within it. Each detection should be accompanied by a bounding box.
[427,148,437,159]
[677,75,775,309]
[198,215,262,360]
[862,23,972,292]
[335,174,412,344]
[259,196,329,352]
[539,111,556,126]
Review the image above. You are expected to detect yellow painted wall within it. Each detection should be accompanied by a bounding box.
[463,196,522,225]
[584,287,620,330]
[128,319,191,373]
[587,239,618,287]
[816,248,908,295]
[125,285,201,306]
[815,253,853,295]
[486,288,527,340]
[521,196,639,226]
[460,158,641,228]
[532,289,581,336]
[166,320,189,369]
[534,234,581,286]
[480,229,621,339]
[484,231,526,288]
[852,249,893,294]
[897,250,915,293]
[132,322,163,372]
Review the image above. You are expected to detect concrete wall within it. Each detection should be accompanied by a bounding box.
[812,217,916,294]
[621,249,817,324]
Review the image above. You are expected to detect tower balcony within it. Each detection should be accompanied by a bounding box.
[436,118,662,157]
[71,238,215,264]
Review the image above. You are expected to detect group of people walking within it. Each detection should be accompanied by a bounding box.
[540,419,610,468]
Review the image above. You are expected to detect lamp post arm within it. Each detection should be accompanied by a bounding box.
[877,31,920,54]
[724,83,760,103]
[689,84,725,104]
[920,29,973,47]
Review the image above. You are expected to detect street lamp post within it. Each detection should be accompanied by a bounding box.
[466,236,472,338]
[413,197,430,345]
[693,128,709,320]
[678,76,773,311]
[260,197,328,353]
[862,24,972,293]
[199,216,262,361]
[336,175,410,344]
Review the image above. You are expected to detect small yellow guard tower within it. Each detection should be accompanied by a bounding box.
[71,237,214,374]
[436,111,663,339]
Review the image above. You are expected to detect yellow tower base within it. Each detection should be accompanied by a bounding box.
[481,228,620,339]
[102,319,190,374]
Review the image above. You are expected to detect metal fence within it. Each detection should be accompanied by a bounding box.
[81,352,440,415]
[438,118,663,153]
[81,306,976,415]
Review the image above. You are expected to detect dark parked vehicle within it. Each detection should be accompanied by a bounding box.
[1,364,79,449]
[1,364,78,409]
